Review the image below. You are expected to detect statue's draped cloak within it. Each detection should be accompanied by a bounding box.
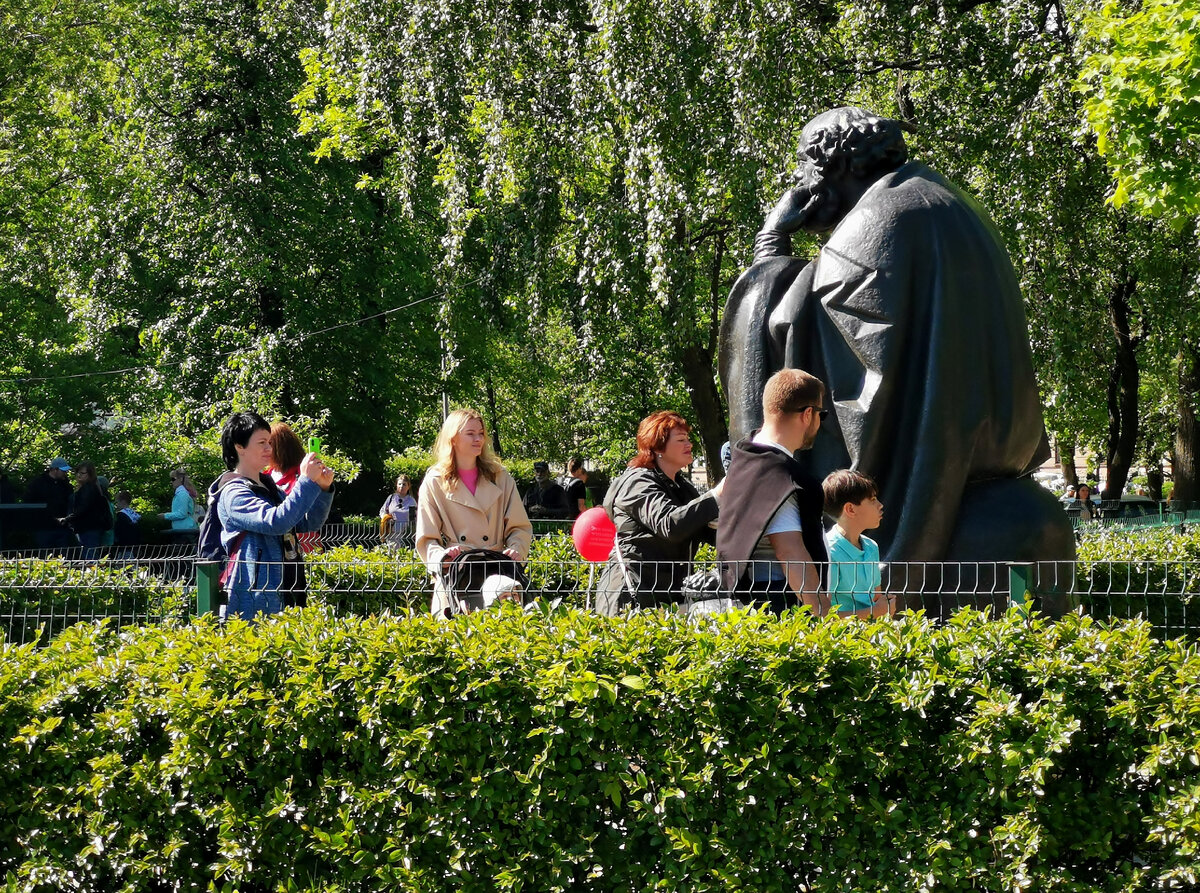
[720,162,1049,562]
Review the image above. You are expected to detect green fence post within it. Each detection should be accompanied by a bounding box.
[1008,562,1033,615]
[196,560,220,617]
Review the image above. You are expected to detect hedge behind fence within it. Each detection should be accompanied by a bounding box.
[2,608,1199,892]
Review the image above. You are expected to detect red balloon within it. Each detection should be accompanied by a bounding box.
[572,506,616,562]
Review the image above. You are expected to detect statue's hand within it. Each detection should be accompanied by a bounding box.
[765,186,823,234]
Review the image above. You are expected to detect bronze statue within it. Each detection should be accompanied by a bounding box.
[720,107,1074,614]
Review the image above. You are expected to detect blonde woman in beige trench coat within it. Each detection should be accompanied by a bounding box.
[415,408,533,615]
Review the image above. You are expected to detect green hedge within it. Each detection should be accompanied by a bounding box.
[382,451,542,495]
[0,559,188,646]
[1076,527,1200,636]
[2,608,1198,891]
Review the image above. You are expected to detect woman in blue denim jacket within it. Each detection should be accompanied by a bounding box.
[215,412,334,621]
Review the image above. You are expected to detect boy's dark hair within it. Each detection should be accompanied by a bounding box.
[220,411,271,471]
[116,490,132,504]
[568,456,585,474]
[823,469,878,516]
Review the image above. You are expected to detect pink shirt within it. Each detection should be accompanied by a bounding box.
[459,467,480,495]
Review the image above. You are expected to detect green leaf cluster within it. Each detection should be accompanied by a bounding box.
[1078,0,1200,220]
[2,609,1199,890]
[1076,525,1200,634]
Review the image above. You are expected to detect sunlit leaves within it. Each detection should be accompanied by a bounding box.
[1078,0,1200,220]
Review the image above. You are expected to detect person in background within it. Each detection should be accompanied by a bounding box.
[97,475,116,550]
[565,457,589,519]
[415,408,532,616]
[596,411,723,615]
[0,471,16,505]
[523,461,570,519]
[23,457,75,551]
[215,411,334,621]
[114,490,142,556]
[1073,483,1098,522]
[269,422,323,554]
[60,461,112,560]
[823,469,891,619]
[160,469,200,546]
[718,370,829,616]
[379,474,417,549]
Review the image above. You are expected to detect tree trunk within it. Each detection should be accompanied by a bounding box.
[1057,437,1078,487]
[668,215,730,486]
[485,374,503,457]
[1103,266,1140,499]
[1146,464,1163,502]
[1173,344,1200,508]
[678,343,727,486]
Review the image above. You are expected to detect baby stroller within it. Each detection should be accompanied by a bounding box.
[439,548,529,616]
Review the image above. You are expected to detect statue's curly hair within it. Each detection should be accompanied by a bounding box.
[802,107,908,181]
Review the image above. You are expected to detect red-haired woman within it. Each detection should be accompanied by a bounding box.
[269,423,323,555]
[596,411,723,615]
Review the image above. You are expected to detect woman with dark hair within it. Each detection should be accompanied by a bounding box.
[59,461,113,560]
[595,411,723,615]
[565,457,588,519]
[269,422,322,554]
[210,411,334,621]
[1073,483,1098,523]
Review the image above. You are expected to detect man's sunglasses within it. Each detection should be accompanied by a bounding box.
[804,407,829,420]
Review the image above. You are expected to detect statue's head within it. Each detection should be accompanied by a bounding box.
[795,107,908,231]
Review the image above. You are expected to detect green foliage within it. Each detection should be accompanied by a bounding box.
[0,558,187,645]
[1,609,1199,890]
[1078,0,1200,220]
[1076,525,1200,635]
[5,0,1199,505]
[305,544,432,615]
[382,449,434,490]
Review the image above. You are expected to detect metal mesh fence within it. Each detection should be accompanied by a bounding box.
[3,547,1199,646]
[0,556,191,647]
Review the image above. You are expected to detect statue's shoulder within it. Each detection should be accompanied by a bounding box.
[874,163,981,217]
[729,254,809,303]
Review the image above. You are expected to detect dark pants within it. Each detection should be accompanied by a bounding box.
[77,529,104,561]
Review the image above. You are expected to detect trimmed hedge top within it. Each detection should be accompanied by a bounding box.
[1,608,1198,891]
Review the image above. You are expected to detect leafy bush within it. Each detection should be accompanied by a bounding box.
[1,608,1198,891]
[305,544,431,615]
[381,450,546,496]
[0,558,188,646]
[1076,527,1200,636]
[382,448,434,492]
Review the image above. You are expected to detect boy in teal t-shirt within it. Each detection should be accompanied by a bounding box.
[822,469,891,618]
